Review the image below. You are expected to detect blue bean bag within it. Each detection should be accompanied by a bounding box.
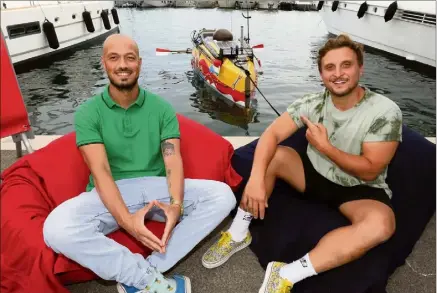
[230,125,436,293]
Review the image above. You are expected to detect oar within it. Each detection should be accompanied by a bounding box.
[252,44,264,51]
[156,48,192,56]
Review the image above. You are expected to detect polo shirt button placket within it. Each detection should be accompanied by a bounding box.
[123,111,131,137]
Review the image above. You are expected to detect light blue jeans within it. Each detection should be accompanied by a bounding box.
[43,176,236,288]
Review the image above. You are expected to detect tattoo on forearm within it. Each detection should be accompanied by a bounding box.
[161,141,175,157]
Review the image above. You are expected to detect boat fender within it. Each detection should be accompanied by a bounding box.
[384,1,397,22]
[317,1,324,10]
[101,10,111,30]
[82,11,95,33]
[331,1,339,11]
[111,8,120,24]
[357,2,368,18]
[42,19,59,49]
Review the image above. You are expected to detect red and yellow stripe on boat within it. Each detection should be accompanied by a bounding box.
[191,41,257,105]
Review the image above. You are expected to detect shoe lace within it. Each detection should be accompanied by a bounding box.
[218,231,232,248]
[279,279,293,293]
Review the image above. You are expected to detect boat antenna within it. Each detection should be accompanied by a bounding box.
[241,1,251,45]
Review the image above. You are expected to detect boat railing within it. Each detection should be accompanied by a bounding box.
[219,46,254,59]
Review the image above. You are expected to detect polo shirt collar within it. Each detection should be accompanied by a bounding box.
[102,85,146,108]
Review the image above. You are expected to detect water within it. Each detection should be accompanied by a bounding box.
[15,8,436,137]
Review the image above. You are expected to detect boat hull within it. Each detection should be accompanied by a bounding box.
[139,0,175,7]
[195,0,217,8]
[175,0,196,7]
[235,0,256,9]
[256,0,279,10]
[319,1,436,67]
[1,1,120,66]
[217,0,235,8]
[190,32,258,108]
[191,70,257,129]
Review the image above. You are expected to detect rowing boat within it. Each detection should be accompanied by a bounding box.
[189,27,262,108]
[156,25,263,108]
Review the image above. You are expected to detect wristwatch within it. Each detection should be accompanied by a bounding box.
[170,197,184,217]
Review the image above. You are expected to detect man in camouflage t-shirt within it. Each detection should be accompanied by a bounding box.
[202,34,402,293]
[287,87,402,198]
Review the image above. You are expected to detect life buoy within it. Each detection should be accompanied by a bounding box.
[101,10,111,30]
[357,1,368,18]
[317,1,324,11]
[331,0,339,11]
[111,8,120,24]
[82,11,95,32]
[42,19,59,49]
[384,1,397,22]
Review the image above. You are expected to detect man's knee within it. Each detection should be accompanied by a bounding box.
[216,181,237,212]
[267,146,286,174]
[43,205,77,252]
[201,180,237,213]
[358,210,396,245]
[267,145,300,173]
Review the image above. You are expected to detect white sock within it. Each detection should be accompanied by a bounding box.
[279,253,318,284]
[227,207,253,241]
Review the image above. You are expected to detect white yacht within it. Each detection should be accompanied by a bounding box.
[318,1,436,67]
[139,0,175,7]
[175,0,196,7]
[256,0,279,10]
[235,0,257,9]
[195,0,217,8]
[1,1,120,66]
[217,0,235,8]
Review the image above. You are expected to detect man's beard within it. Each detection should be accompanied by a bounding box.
[108,74,138,92]
[328,79,359,97]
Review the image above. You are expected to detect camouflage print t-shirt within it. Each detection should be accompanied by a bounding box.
[286,86,402,198]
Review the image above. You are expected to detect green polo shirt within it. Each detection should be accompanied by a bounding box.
[74,85,180,192]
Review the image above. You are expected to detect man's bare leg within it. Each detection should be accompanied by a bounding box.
[203,144,395,279]
[308,199,395,273]
[253,146,396,285]
[229,146,306,241]
[201,145,307,269]
[262,145,306,198]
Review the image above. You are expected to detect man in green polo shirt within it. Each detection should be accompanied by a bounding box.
[43,34,237,293]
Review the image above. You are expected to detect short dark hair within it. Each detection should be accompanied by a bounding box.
[317,34,364,72]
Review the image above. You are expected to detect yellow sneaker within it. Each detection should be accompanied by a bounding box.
[201,231,252,269]
[259,262,294,293]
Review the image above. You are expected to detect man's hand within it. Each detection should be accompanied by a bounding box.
[240,177,268,220]
[154,201,181,253]
[301,116,331,154]
[125,201,165,253]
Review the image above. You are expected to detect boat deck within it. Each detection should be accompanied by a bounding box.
[0,135,435,293]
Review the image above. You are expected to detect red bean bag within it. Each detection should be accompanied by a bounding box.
[0,114,242,293]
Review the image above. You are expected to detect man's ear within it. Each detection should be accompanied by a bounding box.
[101,56,106,71]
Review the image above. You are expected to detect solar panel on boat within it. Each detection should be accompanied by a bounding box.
[215,40,239,49]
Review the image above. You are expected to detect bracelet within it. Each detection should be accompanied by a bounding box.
[170,198,184,216]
